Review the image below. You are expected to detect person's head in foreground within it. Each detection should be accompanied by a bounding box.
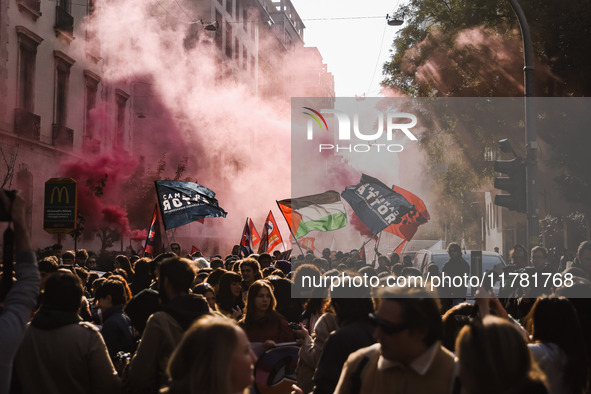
[372,286,442,365]
[456,315,547,394]
[166,315,257,394]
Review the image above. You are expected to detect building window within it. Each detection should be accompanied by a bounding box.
[16,27,42,113]
[243,47,247,70]
[53,50,75,147]
[234,37,239,61]
[225,0,232,15]
[115,89,129,148]
[215,11,222,50]
[55,0,74,38]
[83,70,100,143]
[14,26,43,140]
[59,0,71,14]
[225,24,232,58]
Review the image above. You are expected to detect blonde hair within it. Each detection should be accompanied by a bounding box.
[456,315,546,394]
[166,315,242,394]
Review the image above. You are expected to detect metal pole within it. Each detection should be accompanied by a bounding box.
[508,0,539,251]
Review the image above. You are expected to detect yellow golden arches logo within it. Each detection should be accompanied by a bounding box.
[50,186,69,204]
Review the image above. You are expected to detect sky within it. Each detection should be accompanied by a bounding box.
[290,0,406,97]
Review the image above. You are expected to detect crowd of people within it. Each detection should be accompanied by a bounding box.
[1,190,591,394]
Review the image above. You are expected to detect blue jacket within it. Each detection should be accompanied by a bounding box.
[101,304,135,358]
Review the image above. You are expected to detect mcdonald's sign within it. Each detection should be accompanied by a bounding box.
[44,178,77,234]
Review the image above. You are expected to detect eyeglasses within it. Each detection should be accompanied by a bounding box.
[368,313,409,335]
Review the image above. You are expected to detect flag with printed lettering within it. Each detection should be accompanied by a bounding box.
[341,174,413,235]
[155,180,227,230]
[258,211,284,253]
[249,218,261,249]
[300,237,316,251]
[383,186,430,241]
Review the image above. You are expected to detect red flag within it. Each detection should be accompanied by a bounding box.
[383,186,430,241]
[249,218,260,249]
[144,205,160,256]
[300,237,315,251]
[359,245,366,262]
[190,245,201,255]
[394,240,407,256]
[258,211,284,254]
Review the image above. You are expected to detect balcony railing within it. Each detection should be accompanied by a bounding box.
[52,124,74,148]
[14,109,41,140]
[55,6,74,36]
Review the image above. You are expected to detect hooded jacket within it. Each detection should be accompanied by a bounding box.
[127,294,209,393]
[12,309,120,394]
[101,304,135,359]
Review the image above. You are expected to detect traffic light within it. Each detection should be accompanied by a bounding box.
[494,158,526,213]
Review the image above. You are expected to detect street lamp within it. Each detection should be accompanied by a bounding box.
[386,13,404,26]
[203,20,219,31]
[507,0,539,250]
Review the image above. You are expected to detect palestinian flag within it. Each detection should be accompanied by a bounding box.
[277,191,347,239]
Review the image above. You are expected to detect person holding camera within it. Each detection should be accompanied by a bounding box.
[0,190,40,394]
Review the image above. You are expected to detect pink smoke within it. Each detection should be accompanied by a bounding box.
[129,229,148,242]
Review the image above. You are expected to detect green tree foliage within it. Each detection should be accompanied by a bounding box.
[383,0,591,242]
[124,153,192,235]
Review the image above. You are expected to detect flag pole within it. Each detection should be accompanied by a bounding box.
[359,232,379,250]
[393,239,407,255]
[154,181,171,253]
[276,200,304,255]
[372,231,382,267]
[239,217,251,258]
[289,229,305,255]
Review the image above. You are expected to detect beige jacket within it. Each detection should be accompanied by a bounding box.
[13,322,120,394]
[334,342,455,394]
